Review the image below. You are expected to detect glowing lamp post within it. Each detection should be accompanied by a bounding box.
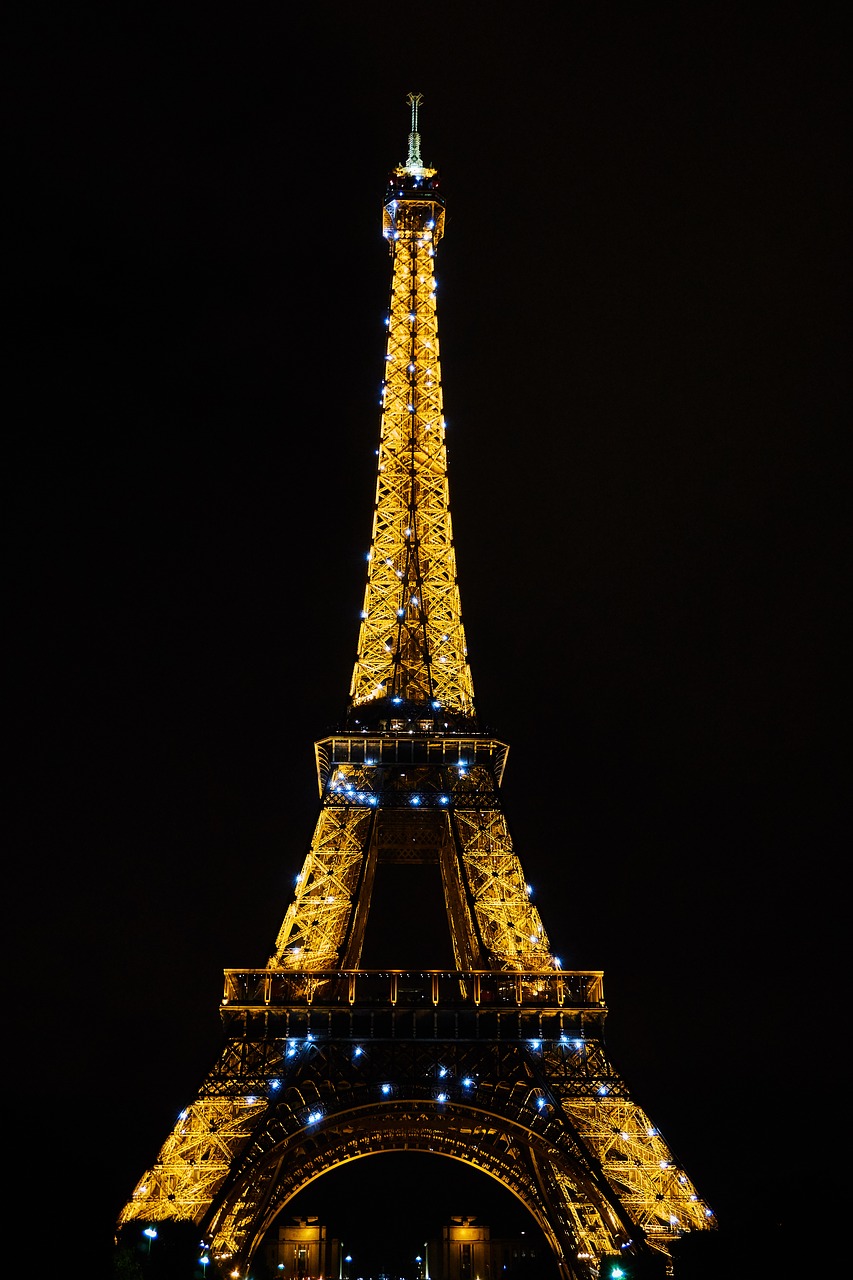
[143,1227,157,1255]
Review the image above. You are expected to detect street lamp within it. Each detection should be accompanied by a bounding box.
[143,1227,157,1255]
[199,1255,210,1277]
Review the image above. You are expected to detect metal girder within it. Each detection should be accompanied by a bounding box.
[271,806,375,970]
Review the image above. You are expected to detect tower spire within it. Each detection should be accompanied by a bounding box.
[350,92,468,731]
[405,90,424,171]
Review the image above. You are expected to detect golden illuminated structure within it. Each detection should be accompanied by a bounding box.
[117,94,714,1278]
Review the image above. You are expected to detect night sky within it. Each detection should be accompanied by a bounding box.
[11,3,844,1274]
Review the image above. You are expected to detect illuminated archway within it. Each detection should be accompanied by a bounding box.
[201,1092,631,1280]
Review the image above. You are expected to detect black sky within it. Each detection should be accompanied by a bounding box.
[10,2,846,1273]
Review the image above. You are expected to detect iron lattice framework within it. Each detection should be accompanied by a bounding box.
[349,98,472,724]
[118,94,714,1279]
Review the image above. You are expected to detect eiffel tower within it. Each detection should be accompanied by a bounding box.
[117,93,715,1279]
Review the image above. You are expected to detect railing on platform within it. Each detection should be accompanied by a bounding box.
[221,968,605,1011]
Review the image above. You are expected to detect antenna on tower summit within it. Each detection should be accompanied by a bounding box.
[405,90,424,170]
